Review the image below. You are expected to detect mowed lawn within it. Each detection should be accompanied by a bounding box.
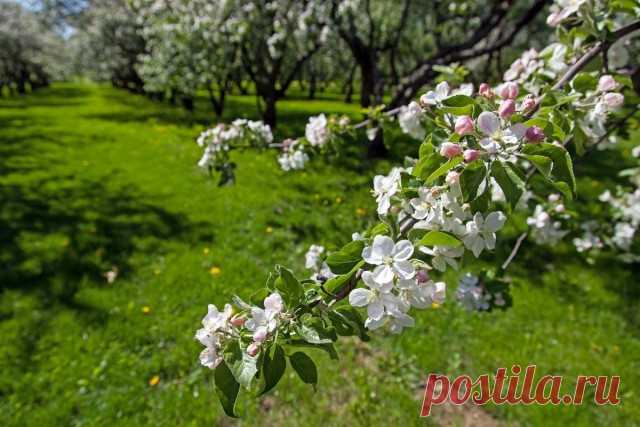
[1,83,639,426]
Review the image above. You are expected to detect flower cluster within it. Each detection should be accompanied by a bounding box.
[195,292,284,368]
[455,273,508,311]
[196,119,273,183]
[350,236,445,333]
[277,139,309,171]
[526,194,569,245]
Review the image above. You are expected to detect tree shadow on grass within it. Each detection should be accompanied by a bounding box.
[0,174,214,314]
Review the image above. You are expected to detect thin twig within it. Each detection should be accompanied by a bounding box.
[501,232,528,270]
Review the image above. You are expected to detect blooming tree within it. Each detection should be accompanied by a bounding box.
[191,1,639,417]
[0,2,67,94]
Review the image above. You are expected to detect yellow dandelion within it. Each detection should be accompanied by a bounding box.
[335,197,343,204]
[149,375,160,386]
[431,302,441,309]
[265,226,273,234]
[356,208,366,216]
[203,247,210,255]
[142,306,152,314]
[153,269,161,276]
[209,266,221,277]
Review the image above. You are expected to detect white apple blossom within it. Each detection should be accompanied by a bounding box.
[362,235,415,283]
[463,212,507,257]
[245,292,284,343]
[195,303,234,369]
[349,271,402,330]
[476,112,527,155]
[546,0,588,27]
[305,114,330,147]
[398,101,426,140]
[420,81,451,106]
[372,167,402,215]
[419,245,464,272]
[456,273,490,311]
[612,222,636,251]
[526,204,568,245]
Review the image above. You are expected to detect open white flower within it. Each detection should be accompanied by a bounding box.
[477,112,526,154]
[373,168,401,215]
[409,187,439,220]
[362,235,415,283]
[463,212,506,257]
[349,271,401,329]
[304,244,325,269]
[420,245,464,272]
[420,81,450,105]
[546,0,587,27]
[195,303,233,369]
[397,277,446,309]
[305,114,330,146]
[245,292,284,342]
[398,101,426,140]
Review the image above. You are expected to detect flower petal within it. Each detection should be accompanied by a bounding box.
[484,211,506,232]
[393,260,416,280]
[349,288,373,307]
[392,240,414,261]
[367,299,385,321]
[371,235,394,259]
[373,264,395,284]
[477,112,500,136]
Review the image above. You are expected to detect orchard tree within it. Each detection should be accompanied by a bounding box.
[230,0,330,127]
[72,0,146,92]
[0,2,67,94]
[189,0,640,416]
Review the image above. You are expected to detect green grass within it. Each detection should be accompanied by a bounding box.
[1,83,639,426]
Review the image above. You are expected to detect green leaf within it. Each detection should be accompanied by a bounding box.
[261,344,286,395]
[214,361,240,418]
[414,148,447,180]
[418,139,434,159]
[335,306,370,341]
[524,155,552,179]
[323,260,364,295]
[274,265,303,306]
[491,161,524,209]
[571,72,597,93]
[459,160,487,202]
[296,324,333,344]
[224,342,258,390]
[287,340,339,360]
[367,222,389,238]
[426,156,462,184]
[417,230,461,247]
[522,143,576,198]
[289,352,318,388]
[326,240,364,274]
[442,94,475,107]
[470,186,491,213]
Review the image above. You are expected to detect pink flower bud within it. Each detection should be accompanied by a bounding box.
[454,116,474,136]
[554,204,565,213]
[439,142,462,159]
[230,316,246,327]
[247,342,260,357]
[524,126,545,143]
[603,92,624,109]
[498,99,516,119]
[479,83,494,98]
[463,149,480,163]
[499,82,519,99]
[253,328,267,343]
[597,75,618,92]
[522,94,536,111]
[446,171,460,185]
[548,194,560,203]
[416,270,430,283]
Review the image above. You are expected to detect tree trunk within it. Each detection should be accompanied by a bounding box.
[181,96,194,111]
[308,72,317,100]
[367,124,388,158]
[262,95,277,128]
